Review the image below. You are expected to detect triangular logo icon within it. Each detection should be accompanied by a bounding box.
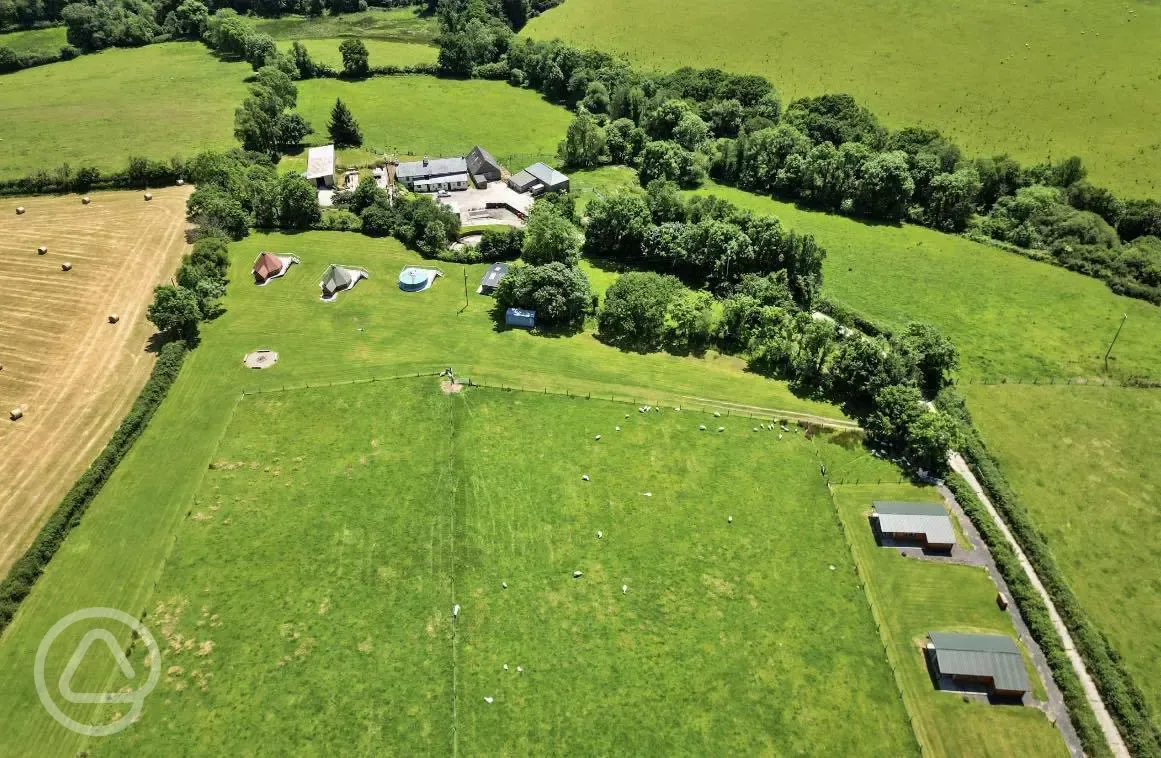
[58,629,139,705]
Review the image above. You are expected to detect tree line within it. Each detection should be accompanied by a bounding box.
[433,10,1161,305]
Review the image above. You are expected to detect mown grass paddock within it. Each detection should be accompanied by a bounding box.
[275,37,437,70]
[0,187,191,575]
[286,76,572,173]
[79,380,912,754]
[832,483,1068,758]
[690,184,1161,380]
[254,7,439,46]
[0,231,846,756]
[963,384,1161,716]
[0,26,67,56]
[525,0,1161,199]
[0,42,250,179]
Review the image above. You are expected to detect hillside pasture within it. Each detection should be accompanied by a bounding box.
[276,37,436,70]
[524,0,1161,199]
[0,187,191,575]
[832,483,1068,757]
[689,183,1161,380]
[0,25,67,55]
[0,230,846,756]
[287,76,572,172]
[254,7,439,46]
[0,42,249,180]
[80,380,915,755]
[962,384,1161,715]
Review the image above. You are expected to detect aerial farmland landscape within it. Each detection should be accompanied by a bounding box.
[0,0,1158,756]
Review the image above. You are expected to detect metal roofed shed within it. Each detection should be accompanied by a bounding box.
[507,162,569,195]
[505,307,535,328]
[305,145,336,188]
[478,262,509,294]
[872,501,956,551]
[927,632,1031,697]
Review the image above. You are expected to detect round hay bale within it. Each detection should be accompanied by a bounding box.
[144,192,153,201]
[108,313,120,324]
[9,408,23,421]
[16,206,25,215]
[37,246,47,255]
[61,262,72,271]
[82,196,91,205]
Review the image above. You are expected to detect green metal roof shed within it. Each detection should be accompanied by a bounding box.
[928,632,1030,695]
[873,501,956,549]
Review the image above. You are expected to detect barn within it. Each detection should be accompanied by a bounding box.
[507,162,569,195]
[926,632,1031,698]
[466,146,504,187]
[871,501,956,552]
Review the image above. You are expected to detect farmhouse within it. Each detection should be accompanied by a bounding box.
[320,264,367,300]
[872,501,956,551]
[396,156,469,192]
[926,632,1031,698]
[305,144,336,189]
[505,307,536,328]
[478,262,509,294]
[507,162,570,195]
[466,146,504,187]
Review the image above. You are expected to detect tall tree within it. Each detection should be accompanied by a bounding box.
[558,108,606,169]
[339,37,369,78]
[327,98,363,148]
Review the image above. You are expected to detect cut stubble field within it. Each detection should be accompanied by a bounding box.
[0,187,191,575]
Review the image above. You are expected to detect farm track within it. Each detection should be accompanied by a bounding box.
[0,188,191,575]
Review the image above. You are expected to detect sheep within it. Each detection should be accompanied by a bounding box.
[621,584,628,594]
[582,474,590,481]
[573,570,583,578]
[594,434,601,441]
[452,604,461,619]
[728,516,733,524]
[698,424,706,431]
[596,531,603,540]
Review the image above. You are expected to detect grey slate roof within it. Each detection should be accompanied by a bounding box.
[306,144,335,180]
[508,169,540,189]
[929,632,1030,693]
[480,262,509,289]
[873,501,956,546]
[467,146,503,176]
[396,156,468,180]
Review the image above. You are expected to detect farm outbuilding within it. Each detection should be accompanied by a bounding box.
[306,144,336,189]
[466,146,504,187]
[872,501,956,551]
[507,162,569,195]
[478,262,509,294]
[926,632,1030,698]
[505,307,535,328]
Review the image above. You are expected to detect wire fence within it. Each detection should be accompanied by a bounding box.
[956,374,1161,388]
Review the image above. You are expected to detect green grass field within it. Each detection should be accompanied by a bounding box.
[58,380,914,754]
[962,384,1161,715]
[0,42,250,179]
[0,25,67,55]
[254,7,439,46]
[283,76,572,172]
[688,183,1161,380]
[0,228,855,754]
[525,0,1161,199]
[832,483,1067,757]
[276,37,436,69]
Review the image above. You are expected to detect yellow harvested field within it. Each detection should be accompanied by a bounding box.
[0,187,191,573]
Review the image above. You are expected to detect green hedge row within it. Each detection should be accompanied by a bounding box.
[939,391,1161,757]
[943,473,1111,757]
[0,341,187,635]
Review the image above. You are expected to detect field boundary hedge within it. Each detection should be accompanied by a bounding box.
[938,393,1161,757]
[0,341,187,637]
[943,473,1112,757]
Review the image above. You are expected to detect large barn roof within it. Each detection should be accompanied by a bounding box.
[467,145,503,175]
[929,632,1030,694]
[873,501,956,547]
[306,144,335,180]
[523,162,568,186]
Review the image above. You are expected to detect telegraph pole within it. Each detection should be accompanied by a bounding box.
[1103,312,1128,373]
